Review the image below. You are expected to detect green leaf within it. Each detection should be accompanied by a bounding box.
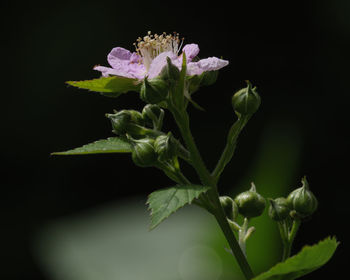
[52,137,132,155]
[147,184,210,230]
[66,76,141,97]
[253,236,338,280]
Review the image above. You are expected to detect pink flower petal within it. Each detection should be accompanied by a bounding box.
[187,57,229,76]
[107,47,132,68]
[93,65,136,79]
[181,44,200,62]
[94,47,146,79]
[148,51,178,79]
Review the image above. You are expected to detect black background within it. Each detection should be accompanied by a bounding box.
[2,0,349,279]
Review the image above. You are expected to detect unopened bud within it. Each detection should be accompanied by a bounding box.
[220,195,239,221]
[286,177,318,218]
[154,133,178,162]
[107,110,144,136]
[142,104,164,129]
[268,197,290,221]
[234,183,266,218]
[106,110,131,135]
[232,81,261,115]
[131,138,157,167]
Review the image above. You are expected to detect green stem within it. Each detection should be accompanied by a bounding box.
[170,106,254,280]
[281,219,301,261]
[212,115,250,183]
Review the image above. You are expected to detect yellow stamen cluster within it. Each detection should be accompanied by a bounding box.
[134,31,183,71]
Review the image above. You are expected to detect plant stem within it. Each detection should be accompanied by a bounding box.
[281,219,301,261]
[212,115,250,183]
[170,106,254,280]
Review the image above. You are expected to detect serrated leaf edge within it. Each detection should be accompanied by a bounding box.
[146,185,210,230]
[252,236,339,280]
[51,137,132,155]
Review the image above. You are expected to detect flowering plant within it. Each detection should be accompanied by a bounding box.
[53,32,338,280]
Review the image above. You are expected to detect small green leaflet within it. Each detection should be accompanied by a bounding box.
[52,137,132,155]
[253,236,338,280]
[66,76,141,97]
[147,185,210,230]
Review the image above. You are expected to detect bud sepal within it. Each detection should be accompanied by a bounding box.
[140,77,169,104]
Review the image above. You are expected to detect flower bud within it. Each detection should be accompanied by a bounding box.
[234,183,266,218]
[160,57,180,82]
[131,138,158,167]
[154,133,178,162]
[107,110,144,135]
[128,110,145,126]
[142,104,164,129]
[268,197,290,221]
[232,81,261,115]
[286,177,318,217]
[106,110,131,135]
[140,77,169,104]
[220,195,239,221]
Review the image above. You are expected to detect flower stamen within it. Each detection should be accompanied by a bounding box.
[134,31,184,71]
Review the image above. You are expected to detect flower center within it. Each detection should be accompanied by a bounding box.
[134,31,183,71]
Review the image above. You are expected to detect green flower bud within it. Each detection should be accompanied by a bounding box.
[142,104,164,129]
[234,183,266,218]
[268,197,290,221]
[131,138,158,167]
[140,77,169,104]
[220,195,239,221]
[154,133,178,162]
[128,110,145,126]
[286,177,318,217]
[232,81,261,115]
[107,110,144,135]
[106,110,131,135]
[160,57,180,82]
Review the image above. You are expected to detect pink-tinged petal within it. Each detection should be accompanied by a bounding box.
[187,57,229,76]
[94,65,138,79]
[95,47,146,79]
[107,47,132,68]
[181,44,200,62]
[148,51,178,79]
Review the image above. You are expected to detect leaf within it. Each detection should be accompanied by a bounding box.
[253,236,339,280]
[52,137,132,155]
[147,185,210,230]
[66,76,141,97]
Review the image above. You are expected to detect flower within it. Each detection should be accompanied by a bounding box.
[94,32,229,80]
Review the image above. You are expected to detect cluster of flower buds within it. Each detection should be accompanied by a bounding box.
[268,177,318,221]
[220,183,266,221]
[107,104,185,168]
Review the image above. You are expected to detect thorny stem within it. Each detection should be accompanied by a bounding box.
[169,105,254,280]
